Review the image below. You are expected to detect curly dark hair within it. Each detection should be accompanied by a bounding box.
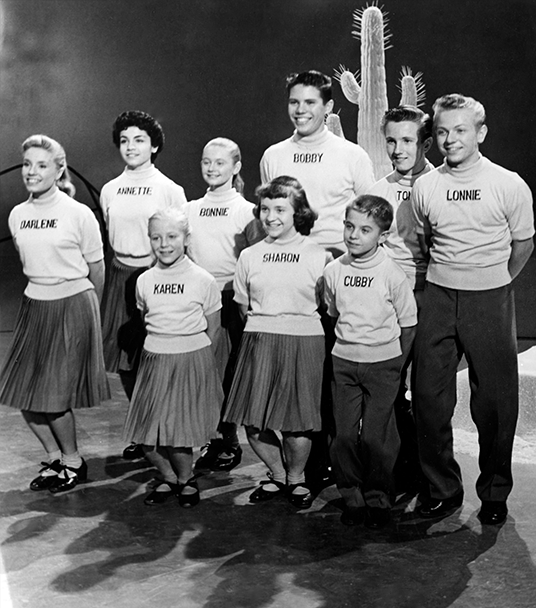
[112,110,165,161]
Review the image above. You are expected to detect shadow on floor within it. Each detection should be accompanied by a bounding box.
[2,452,536,608]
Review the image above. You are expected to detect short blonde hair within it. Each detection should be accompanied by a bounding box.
[148,207,190,237]
[433,94,486,129]
[22,134,76,197]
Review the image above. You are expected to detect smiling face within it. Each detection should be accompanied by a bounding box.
[22,147,62,199]
[435,108,487,169]
[200,144,240,192]
[119,126,158,171]
[343,209,387,260]
[149,218,189,267]
[287,84,333,139]
[259,197,297,241]
[384,120,430,175]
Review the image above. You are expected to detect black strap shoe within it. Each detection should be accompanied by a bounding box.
[48,459,88,494]
[30,460,63,491]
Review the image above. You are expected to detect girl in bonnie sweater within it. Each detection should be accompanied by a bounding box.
[184,138,262,472]
[123,208,222,507]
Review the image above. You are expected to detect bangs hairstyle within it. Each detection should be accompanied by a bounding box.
[148,207,190,237]
[254,175,317,235]
[346,194,393,232]
[22,134,75,197]
[285,70,332,103]
[381,106,433,142]
[433,94,486,129]
[112,110,165,161]
[203,137,245,194]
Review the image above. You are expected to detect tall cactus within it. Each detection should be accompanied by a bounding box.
[334,5,426,180]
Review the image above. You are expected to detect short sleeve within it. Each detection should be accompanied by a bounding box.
[322,264,338,318]
[352,148,376,196]
[233,250,250,306]
[506,175,534,241]
[259,151,271,184]
[79,205,104,263]
[135,274,147,314]
[390,271,418,328]
[203,276,222,316]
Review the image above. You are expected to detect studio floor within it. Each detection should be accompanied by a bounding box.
[0,361,535,608]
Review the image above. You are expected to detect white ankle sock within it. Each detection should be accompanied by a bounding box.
[47,450,62,464]
[62,452,83,470]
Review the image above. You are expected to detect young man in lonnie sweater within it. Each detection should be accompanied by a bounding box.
[412,93,534,525]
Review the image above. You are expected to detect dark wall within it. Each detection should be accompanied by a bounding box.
[1,0,535,209]
[1,0,535,328]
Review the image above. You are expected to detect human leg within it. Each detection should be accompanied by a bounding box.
[246,425,287,501]
[22,410,61,453]
[458,286,518,505]
[22,411,64,491]
[413,283,464,502]
[360,358,402,511]
[141,445,179,505]
[168,447,199,507]
[329,356,365,510]
[196,292,242,471]
[283,432,314,508]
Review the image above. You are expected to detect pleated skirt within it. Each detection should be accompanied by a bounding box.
[0,290,110,412]
[123,346,223,447]
[223,332,325,432]
[101,257,148,372]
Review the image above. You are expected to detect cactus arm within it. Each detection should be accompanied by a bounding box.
[399,67,426,107]
[325,112,346,139]
[334,65,361,105]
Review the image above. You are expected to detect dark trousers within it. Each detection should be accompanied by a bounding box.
[330,355,401,509]
[413,282,518,503]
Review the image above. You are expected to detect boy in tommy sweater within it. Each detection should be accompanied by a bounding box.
[370,106,434,495]
[412,94,534,525]
[323,195,417,529]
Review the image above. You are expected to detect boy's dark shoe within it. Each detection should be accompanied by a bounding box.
[417,491,464,518]
[364,507,391,529]
[477,501,508,525]
[340,506,366,526]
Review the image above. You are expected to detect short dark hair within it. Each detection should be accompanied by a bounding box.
[381,106,433,142]
[433,94,486,129]
[346,194,393,232]
[254,175,318,235]
[112,110,165,161]
[285,70,332,103]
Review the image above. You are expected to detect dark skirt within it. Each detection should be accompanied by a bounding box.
[0,290,110,412]
[123,346,223,448]
[213,290,245,397]
[223,332,325,432]
[101,257,148,372]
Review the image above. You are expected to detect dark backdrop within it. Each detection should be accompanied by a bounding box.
[1,0,535,330]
